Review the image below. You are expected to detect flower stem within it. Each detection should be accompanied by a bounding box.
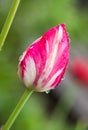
[0,0,21,50]
[2,89,33,130]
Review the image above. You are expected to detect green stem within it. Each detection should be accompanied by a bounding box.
[2,89,33,130]
[0,0,21,50]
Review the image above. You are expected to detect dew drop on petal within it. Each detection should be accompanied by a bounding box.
[61,78,64,81]
[45,90,50,94]
[61,77,65,81]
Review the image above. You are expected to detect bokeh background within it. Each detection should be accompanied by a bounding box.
[0,0,88,130]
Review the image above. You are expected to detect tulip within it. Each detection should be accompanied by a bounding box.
[18,24,69,92]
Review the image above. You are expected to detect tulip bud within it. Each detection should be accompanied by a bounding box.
[18,24,69,92]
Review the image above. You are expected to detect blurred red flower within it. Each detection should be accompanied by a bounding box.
[70,58,88,86]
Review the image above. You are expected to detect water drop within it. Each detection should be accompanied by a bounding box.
[61,77,65,81]
[45,90,50,94]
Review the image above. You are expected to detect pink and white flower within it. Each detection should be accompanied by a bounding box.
[18,24,69,92]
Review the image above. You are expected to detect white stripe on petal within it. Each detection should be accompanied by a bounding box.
[44,67,64,90]
[37,25,63,86]
[19,51,26,63]
[57,25,63,43]
[45,25,63,77]
[46,40,49,54]
[23,56,36,87]
[45,42,58,77]
[36,67,64,92]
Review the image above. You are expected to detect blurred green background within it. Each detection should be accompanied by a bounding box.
[0,0,88,130]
